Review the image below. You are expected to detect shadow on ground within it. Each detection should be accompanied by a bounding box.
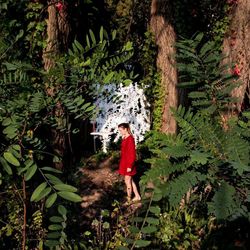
[78,155,126,226]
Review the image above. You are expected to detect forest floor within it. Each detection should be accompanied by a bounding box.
[78,153,142,226]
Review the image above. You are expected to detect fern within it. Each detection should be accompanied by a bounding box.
[29,92,45,113]
[166,171,206,208]
[143,105,250,220]
[176,33,240,114]
[207,182,241,220]
[0,27,135,248]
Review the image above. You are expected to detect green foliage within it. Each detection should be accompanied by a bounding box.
[0,0,45,63]
[25,1,46,59]
[45,205,68,248]
[67,28,134,87]
[0,24,134,248]
[105,0,134,42]
[176,33,240,114]
[139,31,163,131]
[156,209,206,249]
[143,104,250,221]
[173,0,230,43]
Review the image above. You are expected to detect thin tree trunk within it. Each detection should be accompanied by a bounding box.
[43,1,70,69]
[150,0,178,134]
[43,1,70,169]
[22,177,27,250]
[222,0,250,115]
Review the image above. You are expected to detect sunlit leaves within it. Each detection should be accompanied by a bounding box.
[30,182,47,201]
[0,157,12,175]
[24,163,37,181]
[57,191,82,202]
[45,193,57,208]
[53,184,77,192]
[3,152,20,166]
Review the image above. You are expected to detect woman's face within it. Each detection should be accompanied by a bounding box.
[118,127,128,136]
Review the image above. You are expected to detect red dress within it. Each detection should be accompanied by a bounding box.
[118,135,136,176]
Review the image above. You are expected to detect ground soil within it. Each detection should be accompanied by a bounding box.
[78,154,142,226]
[78,155,124,224]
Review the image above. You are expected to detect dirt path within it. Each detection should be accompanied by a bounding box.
[78,156,125,224]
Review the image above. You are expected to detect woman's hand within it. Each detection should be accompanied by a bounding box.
[127,168,132,172]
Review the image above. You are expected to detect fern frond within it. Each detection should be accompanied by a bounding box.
[29,92,45,113]
[166,171,206,208]
[208,182,241,220]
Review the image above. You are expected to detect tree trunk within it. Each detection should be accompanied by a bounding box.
[43,1,71,169]
[150,0,178,134]
[222,0,250,115]
[43,1,70,70]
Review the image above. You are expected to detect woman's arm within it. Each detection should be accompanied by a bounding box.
[126,137,136,171]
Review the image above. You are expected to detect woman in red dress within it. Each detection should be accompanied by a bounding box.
[118,123,141,203]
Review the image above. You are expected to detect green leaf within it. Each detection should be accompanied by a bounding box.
[45,193,57,208]
[103,72,114,84]
[58,191,82,202]
[47,232,61,239]
[89,29,96,45]
[9,148,21,159]
[123,79,132,85]
[129,225,140,234]
[190,151,209,165]
[118,247,129,250]
[49,216,64,223]
[30,182,47,201]
[2,118,11,126]
[230,161,249,175]
[34,187,52,201]
[24,164,37,181]
[141,226,157,234]
[74,40,83,52]
[12,144,21,151]
[41,167,62,174]
[145,217,159,225]
[149,206,161,215]
[48,224,63,231]
[208,182,239,220]
[44,174,63,185]
[134,240,151,248]
[58,205,67,216]
[24,159,34,168]
[53,156,61,163]
[86,34,90,48]
[112,30,117,40]
[44,240,60,248]
[15,29,24,41]
[0,157,12,175]
[99,26,104,42]
[3,152,20,166]
[54,184,77,192]
[152,193,162,201]
[103,222,110,229]
[18,163,31,175]
[133,217,144,223]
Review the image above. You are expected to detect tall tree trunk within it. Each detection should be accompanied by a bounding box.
[43,1,70,69]
[43,1,70,169]
[150,0,178,134]
[222,0,250,115]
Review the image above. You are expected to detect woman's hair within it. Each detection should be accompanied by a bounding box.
[118,123,132,134]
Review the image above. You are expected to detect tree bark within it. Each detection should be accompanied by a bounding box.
[43,1,70,70]
[222,0,250,115]
[150,0,178,134]
[43,1,71,169]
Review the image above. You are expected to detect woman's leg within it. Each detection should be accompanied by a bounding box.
[131,178,141,201]
[124,175,132,201]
